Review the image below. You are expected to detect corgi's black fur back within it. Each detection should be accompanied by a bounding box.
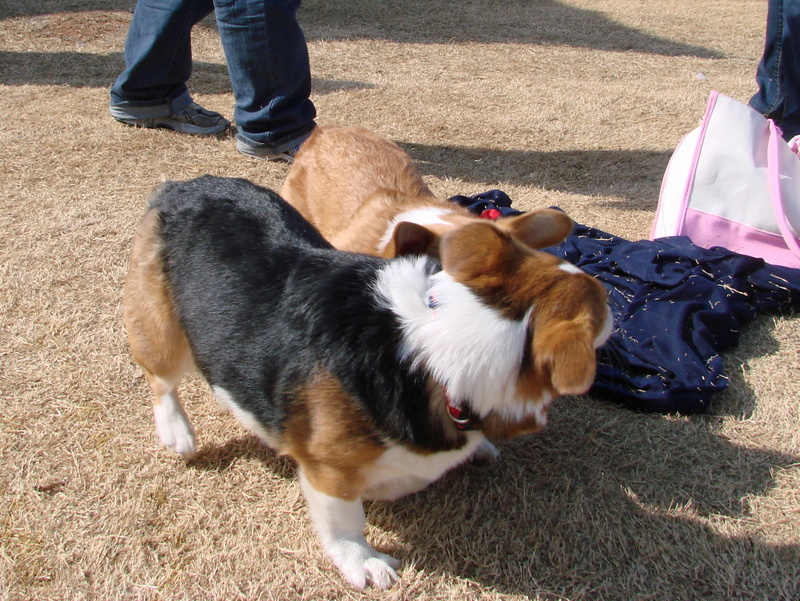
[152,176,460,451]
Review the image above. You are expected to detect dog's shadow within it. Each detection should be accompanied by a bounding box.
[186,391,798,598]
[367,400,799,598]
[187,434,297,480]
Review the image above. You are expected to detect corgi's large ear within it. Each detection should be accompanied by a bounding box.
[496,209,574,250]
[383,221,437,258]
[439,222,511,282]
[534,320,597,395]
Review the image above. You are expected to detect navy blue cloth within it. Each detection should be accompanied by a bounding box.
[450,193,800,414]
[448,190,524,218]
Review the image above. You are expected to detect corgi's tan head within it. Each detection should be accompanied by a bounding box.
[435,212,612,438]
[383,206,574,259]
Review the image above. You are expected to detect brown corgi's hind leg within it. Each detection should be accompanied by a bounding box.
[123,209,197,458]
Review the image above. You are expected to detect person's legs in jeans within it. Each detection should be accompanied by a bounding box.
[750,0,800,140]
[214,0,316,155]
[110,0,229,134]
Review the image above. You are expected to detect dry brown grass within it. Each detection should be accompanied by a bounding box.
[1,0,799,599]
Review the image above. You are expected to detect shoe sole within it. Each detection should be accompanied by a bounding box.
[114,116,229,136]
[236,141,295,163]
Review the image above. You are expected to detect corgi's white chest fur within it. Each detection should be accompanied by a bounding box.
[374,258,534,422]
[362,433,486,501]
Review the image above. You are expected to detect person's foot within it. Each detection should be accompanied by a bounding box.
[110,102,230,136]
[236,136,301,163]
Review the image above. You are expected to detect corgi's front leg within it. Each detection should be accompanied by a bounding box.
[299,472,400,589]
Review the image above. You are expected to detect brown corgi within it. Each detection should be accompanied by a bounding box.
[280,125,570,257]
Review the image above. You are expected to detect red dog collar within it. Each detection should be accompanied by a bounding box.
[444,387,479,431]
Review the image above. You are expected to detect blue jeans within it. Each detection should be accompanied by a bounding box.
[110,0,316,152]
[750,0,800,141]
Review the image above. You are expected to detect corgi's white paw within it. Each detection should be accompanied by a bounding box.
[472,438,500,466]
[329,539,400,589]
[154,402,196,458]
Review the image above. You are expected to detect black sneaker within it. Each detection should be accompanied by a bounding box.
[236,137,303,163]
[111,102,230,136]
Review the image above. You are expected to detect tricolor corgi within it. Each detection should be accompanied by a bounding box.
[280,125,563,258]
[123,175,612,589]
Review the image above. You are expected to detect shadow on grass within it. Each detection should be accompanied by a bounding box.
[0,46,667,205]
[301,0,722,58]
[371,401,799,599]
[0,50,151,89]
[0,50,372,96]
[186,393,798,599]
[702,317,785,422]
[403,141,671,207]
[4,0,723,59]
[1,0,135,18]
[188,434,296,480]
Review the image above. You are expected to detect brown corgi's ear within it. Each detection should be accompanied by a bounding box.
[383,222,438,258]
[497,209,574,250]
[439,222,511,281]
[534,320,597,395]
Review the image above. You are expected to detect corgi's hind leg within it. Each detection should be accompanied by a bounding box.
[123,209,197,458]
[146,366,196,458]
